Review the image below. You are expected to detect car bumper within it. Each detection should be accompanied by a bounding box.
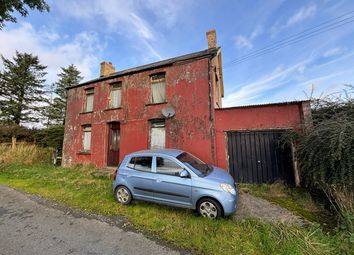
[220,190,238,216]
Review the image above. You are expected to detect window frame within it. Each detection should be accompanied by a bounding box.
[126,156,153,173]
[109,82,122,109]
[81,125,92,152]
[149,119,166,149]
[150,73,166,104]
[84,88,94,112]
[155,156,186,177]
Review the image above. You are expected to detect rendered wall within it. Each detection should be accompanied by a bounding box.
[214,102,311,169]
[62,57,216,168]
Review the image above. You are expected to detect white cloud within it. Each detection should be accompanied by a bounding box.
[223,59,311,106]
[234,25,263,50]
[0,22,104,84]
[235,35,253,49]
[54,0,188,61]
[250,25,263,40]
[223,49,354,107]
[143,0,185,28]
[323,47,344,58]
[271,4,317,37]
[286,4,317,27]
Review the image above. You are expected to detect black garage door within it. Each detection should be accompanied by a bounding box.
[227,130,295,185]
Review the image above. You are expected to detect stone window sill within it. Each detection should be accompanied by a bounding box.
[79,111,93,115]
[145,102,168,106]
[103,107,122,111]
[77,151,91,155]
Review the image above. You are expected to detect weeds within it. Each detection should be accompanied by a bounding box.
[0,164,352,254]
[0,142,51,165]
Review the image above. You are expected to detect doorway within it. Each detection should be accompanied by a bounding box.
[107,122,120,166]
[227,130,295,185]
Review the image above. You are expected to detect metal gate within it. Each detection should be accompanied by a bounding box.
[227,130,295,185]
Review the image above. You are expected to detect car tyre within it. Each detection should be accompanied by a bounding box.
[115,186,132,205]
[197,198,222,219]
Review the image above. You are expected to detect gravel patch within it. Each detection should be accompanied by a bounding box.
[234,193,307,225]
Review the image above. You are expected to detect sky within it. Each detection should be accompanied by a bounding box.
[0,0,353,107]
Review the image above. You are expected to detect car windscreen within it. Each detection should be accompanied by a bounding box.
[177,152,212,177]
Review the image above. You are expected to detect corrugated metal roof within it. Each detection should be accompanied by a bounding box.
[217,100,310,110]
[67,47,220,90]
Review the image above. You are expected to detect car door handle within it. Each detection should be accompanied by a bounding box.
[156,179,162,183]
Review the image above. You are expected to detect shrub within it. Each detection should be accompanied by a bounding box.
[294,85,354,231]
[0,142,52,165]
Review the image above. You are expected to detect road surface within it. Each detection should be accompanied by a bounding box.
[0,185,184,255]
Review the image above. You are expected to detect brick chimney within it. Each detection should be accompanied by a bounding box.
[100,61,116,77]
[206,29,217,49]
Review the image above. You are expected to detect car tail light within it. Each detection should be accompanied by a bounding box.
[113,168,118,180]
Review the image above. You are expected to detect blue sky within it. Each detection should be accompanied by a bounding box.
[1,0,353,106]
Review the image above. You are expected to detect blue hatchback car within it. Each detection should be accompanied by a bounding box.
[112,149,238,218]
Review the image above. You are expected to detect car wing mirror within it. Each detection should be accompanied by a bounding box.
[179,169,190,178]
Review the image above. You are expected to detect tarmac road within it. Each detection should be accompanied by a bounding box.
[0,185,184,255]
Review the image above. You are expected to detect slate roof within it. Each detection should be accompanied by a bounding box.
[67,47,221,90]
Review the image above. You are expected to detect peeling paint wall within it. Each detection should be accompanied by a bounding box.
[214,102,310,170]
[62,57,216,168]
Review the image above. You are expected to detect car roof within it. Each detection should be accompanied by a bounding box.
[127,149,184,158]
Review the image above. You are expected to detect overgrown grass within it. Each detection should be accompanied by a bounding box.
[0,163,352,255]
[238,183,333,226]
[0,143,51,165]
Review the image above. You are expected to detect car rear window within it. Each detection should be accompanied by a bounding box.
[127,157,152,172]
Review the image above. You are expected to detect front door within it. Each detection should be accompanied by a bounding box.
[107,122,120,166]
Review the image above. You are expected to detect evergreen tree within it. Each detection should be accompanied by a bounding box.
[46,65,82,125]
[0,0,49,29]
[0,51,47,126]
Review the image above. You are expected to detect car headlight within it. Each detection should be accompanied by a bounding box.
[220,183,236,195]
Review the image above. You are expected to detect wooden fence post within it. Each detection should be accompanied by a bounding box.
[11,136,16,149]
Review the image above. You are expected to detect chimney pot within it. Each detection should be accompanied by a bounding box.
[206,29,217,49]
[100,61,116,77]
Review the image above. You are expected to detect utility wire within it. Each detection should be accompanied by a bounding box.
[226,18,354,67]
[227,10,354,64]
[224,11,354,68]
[227,14,354,65]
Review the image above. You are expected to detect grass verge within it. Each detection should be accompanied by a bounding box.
[0,163,352,255]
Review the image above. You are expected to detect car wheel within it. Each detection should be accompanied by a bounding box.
[115,186,132,205]
[198,198,222,219]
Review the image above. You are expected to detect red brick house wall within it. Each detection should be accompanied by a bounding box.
[62,50,222,168]
[214,101,312,170]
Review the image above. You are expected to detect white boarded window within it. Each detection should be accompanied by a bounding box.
[110,83,122,108]
[82,125,92,152]
[151,73,166,104]
[85,88,94,112]
[150,120,165,149]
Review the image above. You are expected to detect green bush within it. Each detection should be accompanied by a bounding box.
[294,86,354,231]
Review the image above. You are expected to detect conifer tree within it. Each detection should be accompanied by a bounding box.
[0,51,47,126]
[46,65,82,125]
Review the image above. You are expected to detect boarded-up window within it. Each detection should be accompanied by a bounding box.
[85,88,94,112]
[82,125,91,152]
[110,83,122,108]
[151,73,166,104]
[150,120,165,149]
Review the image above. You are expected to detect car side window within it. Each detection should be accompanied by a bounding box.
[127,157,152,172]
[156,157,184,176]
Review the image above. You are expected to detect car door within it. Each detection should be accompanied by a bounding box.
[125,156,155,200]
[153,156,192,207]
